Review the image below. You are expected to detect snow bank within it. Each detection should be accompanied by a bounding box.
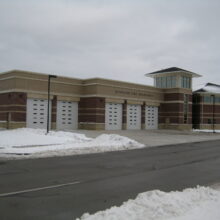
[0,128,91,148]
[194,129,220,133]
[77,186,220,220]
[0,128,144,158]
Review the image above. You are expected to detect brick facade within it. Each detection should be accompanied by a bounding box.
[193,93,220,129]
[0,92,27,125]
[158,92,192,129]
[78,97,105,129]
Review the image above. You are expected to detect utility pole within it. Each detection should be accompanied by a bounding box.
[47,74,57,134]
[211,94,215,133]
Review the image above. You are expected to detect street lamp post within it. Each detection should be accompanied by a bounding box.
[47,74,57,134]
[211,94,215,133]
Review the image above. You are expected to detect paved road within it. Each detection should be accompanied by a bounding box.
[1,140,220,220]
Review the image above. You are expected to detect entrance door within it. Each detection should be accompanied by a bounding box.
[145,106,158,129]
[105,103,122,130]
[127,104,141,130]
[56,101,78,130]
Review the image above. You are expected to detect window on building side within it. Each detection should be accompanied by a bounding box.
[162,77,166,88]
[167,76,171,88]
[204,95,216,103]
[181,76,191,89]
[155,76,177,88]
[183,94,189,124]
[204,95,212,103]
[171,76,176,87]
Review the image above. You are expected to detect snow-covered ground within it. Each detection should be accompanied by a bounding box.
[1,128,220,160]
[0,128,144,159]
[194,129,220,133]
[77,186,220,220]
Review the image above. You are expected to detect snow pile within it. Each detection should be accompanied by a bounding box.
[77,186,220,220]
[87,134,142,150]
[0,128,144,158]
[0,128,91,148]
[194,129,220,133]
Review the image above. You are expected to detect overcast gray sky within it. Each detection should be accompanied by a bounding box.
[0,0,219,89]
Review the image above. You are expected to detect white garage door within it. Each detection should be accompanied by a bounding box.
[27,98,51,129]
[105,103,122,130]
[127,104,141,130]
[56,101,78,130]
[145,106,158,129]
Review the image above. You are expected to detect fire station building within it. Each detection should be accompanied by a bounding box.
[0,67,218,131]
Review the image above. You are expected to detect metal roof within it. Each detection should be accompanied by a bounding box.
[146,67,202,78]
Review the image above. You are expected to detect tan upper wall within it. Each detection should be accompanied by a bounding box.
[83,77,164,103]
[0,70,83,98]
[96,84,163,102]
[0,78,16,91]
[0,70,164,103]
[83,77,159,91]
[162,88,192,94]
[0,70,83,84]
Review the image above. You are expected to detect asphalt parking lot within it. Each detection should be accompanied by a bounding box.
[74,129,220,147]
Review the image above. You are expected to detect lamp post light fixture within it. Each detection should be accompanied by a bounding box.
[46,74,57,134]
[211,94,215,133]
